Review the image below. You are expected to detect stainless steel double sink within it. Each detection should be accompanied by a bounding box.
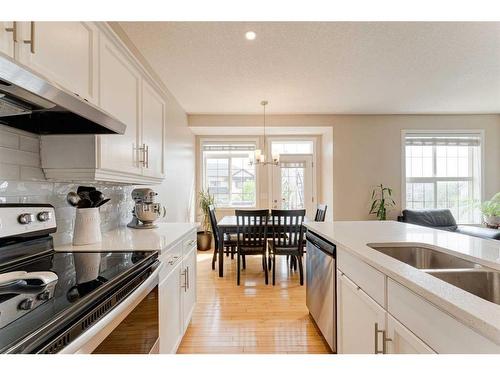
[368,244,500,305]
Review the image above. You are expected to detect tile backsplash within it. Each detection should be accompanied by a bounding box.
[0,125,134,246]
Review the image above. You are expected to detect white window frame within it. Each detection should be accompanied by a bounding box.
[401,129,485,224]
[200,137,260,209]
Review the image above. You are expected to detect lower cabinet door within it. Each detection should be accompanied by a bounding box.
[386,314,436,354]
[159,261,182,354]
[182,247,197,331]
[337,272,386,354]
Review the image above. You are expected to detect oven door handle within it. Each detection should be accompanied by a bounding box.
[58,261,163,354]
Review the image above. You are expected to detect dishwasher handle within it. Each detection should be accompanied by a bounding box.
[306,232,335,257]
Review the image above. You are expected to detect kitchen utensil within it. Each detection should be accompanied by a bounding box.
[89,190,104,207]
[66,192,80,207]
[77,198,92,209]
[77,186,96,201]
[77,186,96,194]
[73,207,102,245]
[96,198,111,207]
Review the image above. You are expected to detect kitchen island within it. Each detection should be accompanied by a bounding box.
[304,220,500,354]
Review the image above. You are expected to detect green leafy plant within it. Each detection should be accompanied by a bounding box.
[369,184,396,221]
[198,190,215,233]
[479,192,500,217]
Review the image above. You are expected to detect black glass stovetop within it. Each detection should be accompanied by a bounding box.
[0,249,157,353]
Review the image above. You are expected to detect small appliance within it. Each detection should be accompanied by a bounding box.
[127,188,165,229]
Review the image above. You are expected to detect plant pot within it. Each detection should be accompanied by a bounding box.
[197,231,213,251]
[483,215,500,228]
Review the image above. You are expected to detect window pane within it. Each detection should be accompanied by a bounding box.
[405,133,481,224]
[271,140,313,155]
[203,142,256,207]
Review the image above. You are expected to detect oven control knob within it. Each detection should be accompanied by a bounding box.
[37,211,52,222]
[18,298,34,311]
[18,213,35,225]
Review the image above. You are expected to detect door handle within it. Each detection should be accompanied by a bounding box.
[5,21,17,42]
[180,268,187,292]
[23,21,35,54]
[186,266,189,290]
[374,323,391,354]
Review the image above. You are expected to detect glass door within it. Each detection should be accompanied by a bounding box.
[271,154,314,215]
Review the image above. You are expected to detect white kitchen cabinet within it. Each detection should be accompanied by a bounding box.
[182,246,197,331]
[40,23,166,185]
[0,22,16,58]
[386,314,435,354]
[337,272,386,354]
[159,260,183,354]
[140,79,165,179]
[17,22,99,104]
[158,230,197,354]
[98,32,142,176]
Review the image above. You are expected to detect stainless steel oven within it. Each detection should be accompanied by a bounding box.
[306,231,336,352]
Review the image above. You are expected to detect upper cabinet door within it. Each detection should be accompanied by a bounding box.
[141,80,165,178]
[17,22,98,103]
[98,34,142,176]
[0,22,16,57]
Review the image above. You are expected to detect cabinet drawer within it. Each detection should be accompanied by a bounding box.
[183,232,197,255]
[159,242,182,283]
[337,247,386,307]
[387,279,500,353]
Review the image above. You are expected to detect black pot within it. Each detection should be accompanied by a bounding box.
[197,231,213,251]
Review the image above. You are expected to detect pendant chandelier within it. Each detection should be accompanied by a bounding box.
[251,100,279,166]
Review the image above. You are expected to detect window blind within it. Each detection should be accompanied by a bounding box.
[202,143,256,152]
[405,133,481,147]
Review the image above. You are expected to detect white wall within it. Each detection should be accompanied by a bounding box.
[189,114,500,221]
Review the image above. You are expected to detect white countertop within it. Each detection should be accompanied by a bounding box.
[304,220,500,344]
[54,222,198,253]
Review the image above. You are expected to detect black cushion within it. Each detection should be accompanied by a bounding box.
[456,225,500,240]
[402,209,458,231]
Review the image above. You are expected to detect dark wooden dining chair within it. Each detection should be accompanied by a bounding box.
[268,209,306,285]
[235,209,269,285]
[209,205,237,270]
[314,204,328,222]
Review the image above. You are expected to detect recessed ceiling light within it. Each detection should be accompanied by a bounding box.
[245,31,256,40]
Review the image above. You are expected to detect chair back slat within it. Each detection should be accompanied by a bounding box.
[314,204,328,222]
[235,210,269,249]
[208,205,220,249]
[271,209,305,249]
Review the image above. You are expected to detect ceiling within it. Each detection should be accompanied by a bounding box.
[118,22,500,114]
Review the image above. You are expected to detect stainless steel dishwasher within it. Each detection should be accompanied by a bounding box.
[306,231,336,352]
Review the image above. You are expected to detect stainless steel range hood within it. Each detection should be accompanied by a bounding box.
[0,54,126,135]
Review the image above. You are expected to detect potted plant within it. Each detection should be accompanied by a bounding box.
[369,184,396,220]
[480,192,500,228]
[197,190,215,251]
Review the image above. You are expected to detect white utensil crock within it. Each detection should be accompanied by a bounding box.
[73,208,102,245]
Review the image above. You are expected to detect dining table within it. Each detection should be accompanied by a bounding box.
[216,215,309,277]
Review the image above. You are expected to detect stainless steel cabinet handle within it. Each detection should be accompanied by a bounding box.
[180,269,187,291]
[135,144,146,167]
[5,21,17,42]
[144,144,149,168]
[374,323,391,354]
[186,266,190,290]
[23,21,35,53]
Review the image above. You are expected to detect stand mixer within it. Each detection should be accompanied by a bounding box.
[127,188,166,229]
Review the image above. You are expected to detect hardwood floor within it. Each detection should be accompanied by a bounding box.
[177,251,332,354]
